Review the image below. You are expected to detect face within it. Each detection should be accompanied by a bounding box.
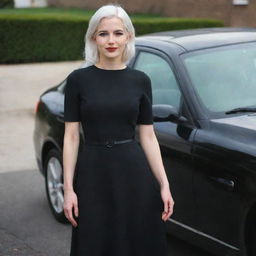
[92,16,131,62]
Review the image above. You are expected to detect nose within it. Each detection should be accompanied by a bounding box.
[108,33,115,44]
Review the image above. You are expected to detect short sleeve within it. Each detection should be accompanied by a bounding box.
[136,74,154,125]
[64,72,81,122]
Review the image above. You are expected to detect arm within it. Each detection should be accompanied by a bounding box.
[63,122,80,192]
[136,72,174,220]
[62,71,81,227]
[63,121,80,227]
[138,124,169,189]
[138,124,175,221]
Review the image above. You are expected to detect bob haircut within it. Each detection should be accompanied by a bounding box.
[82,3,136,68]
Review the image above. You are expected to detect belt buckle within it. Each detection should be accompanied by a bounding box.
[105,140,114,148]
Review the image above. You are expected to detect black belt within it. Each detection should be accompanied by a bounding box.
[84,138,134,148]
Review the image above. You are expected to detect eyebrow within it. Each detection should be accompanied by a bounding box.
[98,29,124,33]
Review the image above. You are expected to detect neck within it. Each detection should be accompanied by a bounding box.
[96,57,126,70]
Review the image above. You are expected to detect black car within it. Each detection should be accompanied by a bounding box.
[33,27,256,256]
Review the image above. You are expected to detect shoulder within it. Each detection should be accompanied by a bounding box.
[129,68,150,80]
[128,68,151,89]
[65,67,90,94]
[66,65,93,80]
[65,66,95,94]
[133,69,151,92]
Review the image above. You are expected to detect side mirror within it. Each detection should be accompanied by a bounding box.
[153,104,188,123]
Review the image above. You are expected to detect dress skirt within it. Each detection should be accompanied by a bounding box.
[70,139,168,256]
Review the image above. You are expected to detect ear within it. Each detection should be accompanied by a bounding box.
[126,32,132,43]
[91,31,97,41]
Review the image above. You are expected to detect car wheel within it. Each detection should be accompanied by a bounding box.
[44,148,67,223]
[245,207,256,256]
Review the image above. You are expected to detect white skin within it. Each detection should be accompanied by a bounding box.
[63,16,174,228]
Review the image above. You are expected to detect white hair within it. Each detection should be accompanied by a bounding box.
[82,3,136,68]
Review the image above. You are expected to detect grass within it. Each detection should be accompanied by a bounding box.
[0,7,165,19]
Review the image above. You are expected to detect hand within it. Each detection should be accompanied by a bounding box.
[160,184,174,222]
[63,189,79,227]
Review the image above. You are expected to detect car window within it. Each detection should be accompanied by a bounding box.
[58,79,67,93]
[133,51,181,110]
[183,42,256,114]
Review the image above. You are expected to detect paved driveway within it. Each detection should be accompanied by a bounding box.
[0,60,83,173]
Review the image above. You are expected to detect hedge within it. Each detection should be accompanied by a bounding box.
[0,0,14,8]
[0,14,224,63]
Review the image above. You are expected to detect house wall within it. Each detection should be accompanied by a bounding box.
[47,0,256,27]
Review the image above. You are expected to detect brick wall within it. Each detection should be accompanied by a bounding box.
[47,0,256,27]
[230,1,256,26]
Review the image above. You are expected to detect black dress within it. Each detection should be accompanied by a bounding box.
[64,64,168,256]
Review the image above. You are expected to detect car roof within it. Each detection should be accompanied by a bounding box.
[135,27,256,52]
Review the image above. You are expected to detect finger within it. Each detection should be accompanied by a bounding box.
[168,202,174,217]
[162,212,167,221]
[66,209,72,222]
[168,207,173,217]
[168,201,173,210]
[74,202,79,217]
[162,209,168,221]
[70,216,77,227]
[68,209,77,227]
[64,208,69,220]
[162,201,168,221]
[70,213,77,227]
[164,202,171,220]
[63,208,67,218]
[164,200,168,214]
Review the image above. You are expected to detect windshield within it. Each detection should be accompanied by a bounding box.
[182,42,256,116]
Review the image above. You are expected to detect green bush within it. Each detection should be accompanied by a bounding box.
[132,18,224,34]
[0,14,224,64]
[0,0,14,8]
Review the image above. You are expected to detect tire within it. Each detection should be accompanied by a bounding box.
[44,148,67,223]
[245,207,256,256]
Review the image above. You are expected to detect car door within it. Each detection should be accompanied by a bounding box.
[133,48,198,232]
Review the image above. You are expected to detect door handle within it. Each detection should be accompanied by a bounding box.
[209,176,235,191]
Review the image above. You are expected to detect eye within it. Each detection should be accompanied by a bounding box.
[99,32,107,36]
[116,32,123,36]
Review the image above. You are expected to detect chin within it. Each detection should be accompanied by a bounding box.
[105,54,122,59]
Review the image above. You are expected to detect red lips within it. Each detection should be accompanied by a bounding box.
[106,47,117,52]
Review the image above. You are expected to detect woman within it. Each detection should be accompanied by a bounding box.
[63,3,174,256]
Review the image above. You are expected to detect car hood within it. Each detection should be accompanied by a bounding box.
[193,114,256,171]
[211,113,256,132]
[207,113,256,158]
